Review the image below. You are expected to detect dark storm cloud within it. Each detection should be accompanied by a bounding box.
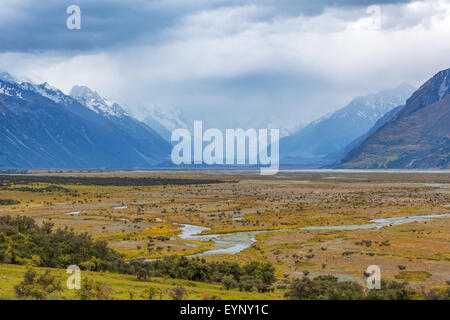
[0,0,417,53]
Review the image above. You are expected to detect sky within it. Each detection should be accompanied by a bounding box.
[1,0,450,131]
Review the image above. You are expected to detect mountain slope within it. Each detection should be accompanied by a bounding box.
[0,75,171,168]
[280,84,415,165]
[325,104,405,164]
[70,86,170,160]
[70,85,127,118]
[335,68,450,169]
[143,107,191,142]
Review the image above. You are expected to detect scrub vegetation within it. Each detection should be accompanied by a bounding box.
[0,170,448,300]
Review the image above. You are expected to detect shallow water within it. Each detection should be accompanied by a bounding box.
[176,224,259,257]
[65,211,80,215]
[280,169,450,174]
[425,183,450,188]
[174,213,450,257]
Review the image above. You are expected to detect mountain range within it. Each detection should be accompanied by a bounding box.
[0,73,171,168]
[142,106,300,144]
[335,68,450,169]
[279,83,416,166]
[143,107,191,143]
[0,68,448,169]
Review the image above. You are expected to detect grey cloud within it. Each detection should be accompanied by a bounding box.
[0,0,417,53]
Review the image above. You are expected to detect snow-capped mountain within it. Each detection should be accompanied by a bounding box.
[0,72,76,107]
[27,82,76,106]
[241,114,302,138]
[143,107,191,142]
[0,71,17,84]
[0,80,24,98]
[0,72,171,168]
[143,105,301,143]
[70,85,127,118]
[336,68,450,169]
[280,83,416,165]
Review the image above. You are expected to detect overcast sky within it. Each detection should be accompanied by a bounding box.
[1,0,449,130]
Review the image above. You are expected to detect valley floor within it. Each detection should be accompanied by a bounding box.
[0,169,449,299]
[0,264,283,300]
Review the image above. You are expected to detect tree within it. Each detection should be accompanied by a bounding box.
[222,276,237,290]
[284,277,322,300]
[238,275,255,292]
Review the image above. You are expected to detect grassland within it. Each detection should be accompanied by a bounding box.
[0,264,283,300]
[0,170,449,299]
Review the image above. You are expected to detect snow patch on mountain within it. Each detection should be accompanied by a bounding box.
[145,106,190,131]
[31,83,68,104]
[0,81,24,99]
[70,85,127,118]
[0,73,69,104]
[280,83,416,164]
[438,72,449,99]
[0,71,18,84]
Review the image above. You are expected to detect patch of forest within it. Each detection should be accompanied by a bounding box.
[0,175,229,187]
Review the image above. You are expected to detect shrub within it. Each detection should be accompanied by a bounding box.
[285,276,419,300]
[168,285,188,300]
[222,276,238,290]
[140,287,160,300]
[14,268,62,300]
[0,216,124,271]
[77,278,114,300]
[0,199,20,206]
[423,287,450,300]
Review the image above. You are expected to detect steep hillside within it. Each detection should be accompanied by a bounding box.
[335,68,450,169]
[325,105,405,164]
[0,76,171,168]
[280,84,415,165]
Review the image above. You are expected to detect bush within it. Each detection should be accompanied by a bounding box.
[222,276,238,290]
[285,276,419,300]
[14,268,62,300]
[423,287,450,300]
[0,199,20,206]
[140,287,161,300]
[131,257,276,291]
[77,278,114,300]
[0,216,124,271]
[365,280,417,300]
[168,285,188,300]
[1,216,277,292]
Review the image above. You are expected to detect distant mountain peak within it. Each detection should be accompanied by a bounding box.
[310,84,415,126]
[405,67,450,113]
[70,85,101,101]
[24,81,72,105]
[39,82,58,91]
[280,83,415,164]
[0,71,17,84]
[335,67,450,169]
[0,76,171,168]
[0,79,24,99]
[70,85,127,117]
